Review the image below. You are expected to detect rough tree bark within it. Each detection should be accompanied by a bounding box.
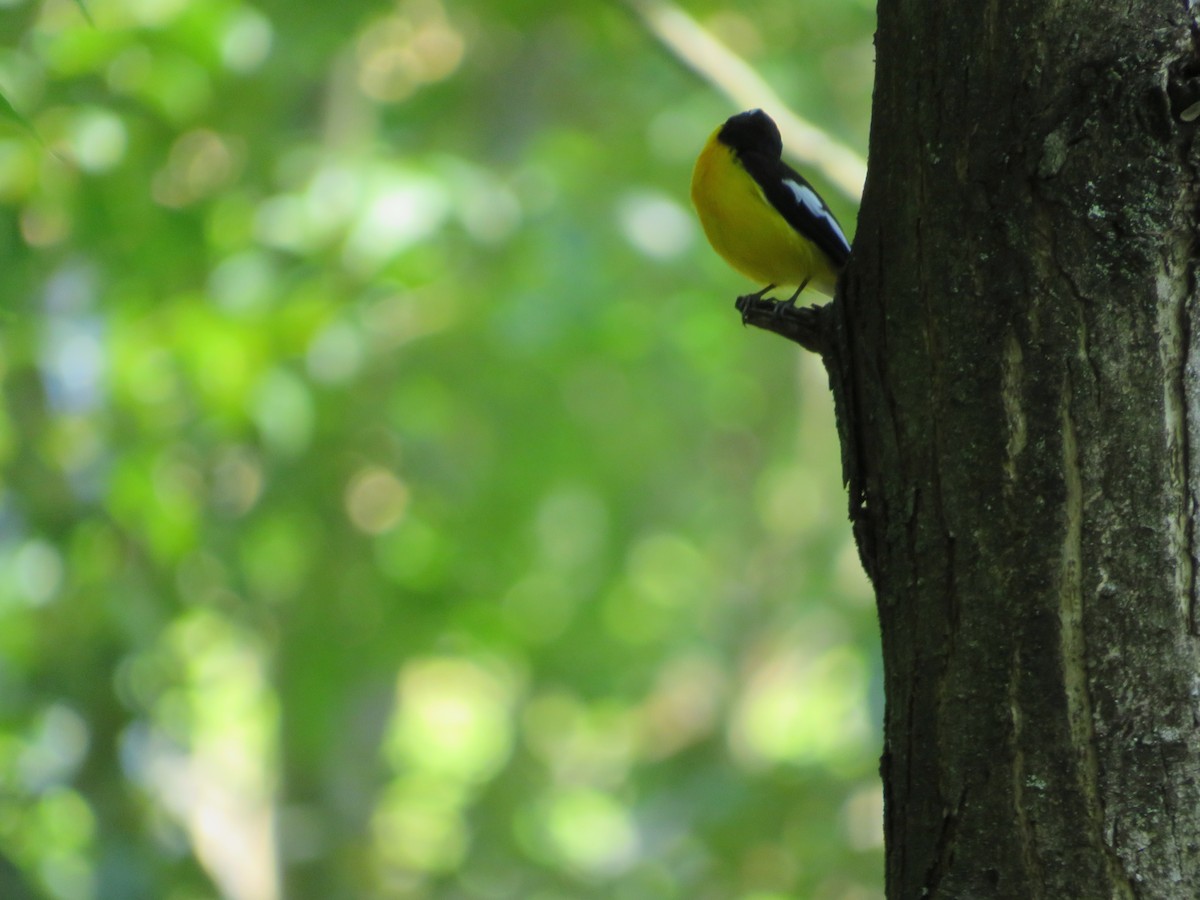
[748,0,1200,896]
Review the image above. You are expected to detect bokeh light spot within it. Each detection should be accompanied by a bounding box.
[153,130,241,208]
[345,466,410,534]
[20,705,89,789]
[69,108,127,172]
[386,656,516,784]
[627,532,711,609]
[252,369,315,458]
[210,445,264,518]
[14,540,64,607]
[342,172,449,273]
[220,7,273,73]
[208,250,278,314]
[503,572,576,643]
[756,464,824,538]
[842,783,885,851]
[371,775,468,874]
[305,320,364,386]
[534,485,607,569]
[636,653,724,759]
[355,1,465,103]
[617,191,694,260]
[540,788,638,878]
[729,642,870,770]
[522,692,636,786]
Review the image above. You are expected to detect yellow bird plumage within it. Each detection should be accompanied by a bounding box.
[691,109,850,303]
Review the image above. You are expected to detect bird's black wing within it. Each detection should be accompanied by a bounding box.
[739,150,851,269]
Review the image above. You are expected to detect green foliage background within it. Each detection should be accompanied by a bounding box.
[0,0,879,896]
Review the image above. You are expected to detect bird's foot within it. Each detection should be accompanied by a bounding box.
[736,284,776,325]
[769,280,809,319]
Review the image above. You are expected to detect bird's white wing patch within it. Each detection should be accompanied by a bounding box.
[784,179,848,246]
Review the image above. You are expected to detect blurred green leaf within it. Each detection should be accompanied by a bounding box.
[0,91,41,144]
[70,0,95,27]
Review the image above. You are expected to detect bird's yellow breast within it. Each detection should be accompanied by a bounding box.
[690,133,837,295]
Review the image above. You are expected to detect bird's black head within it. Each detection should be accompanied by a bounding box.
[717,109,782,159]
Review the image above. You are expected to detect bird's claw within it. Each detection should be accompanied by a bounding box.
[771,297,798,319]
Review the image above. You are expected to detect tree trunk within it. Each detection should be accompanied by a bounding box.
[841,1,1200,896]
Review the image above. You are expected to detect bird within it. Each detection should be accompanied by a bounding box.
[690,109,851,308]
